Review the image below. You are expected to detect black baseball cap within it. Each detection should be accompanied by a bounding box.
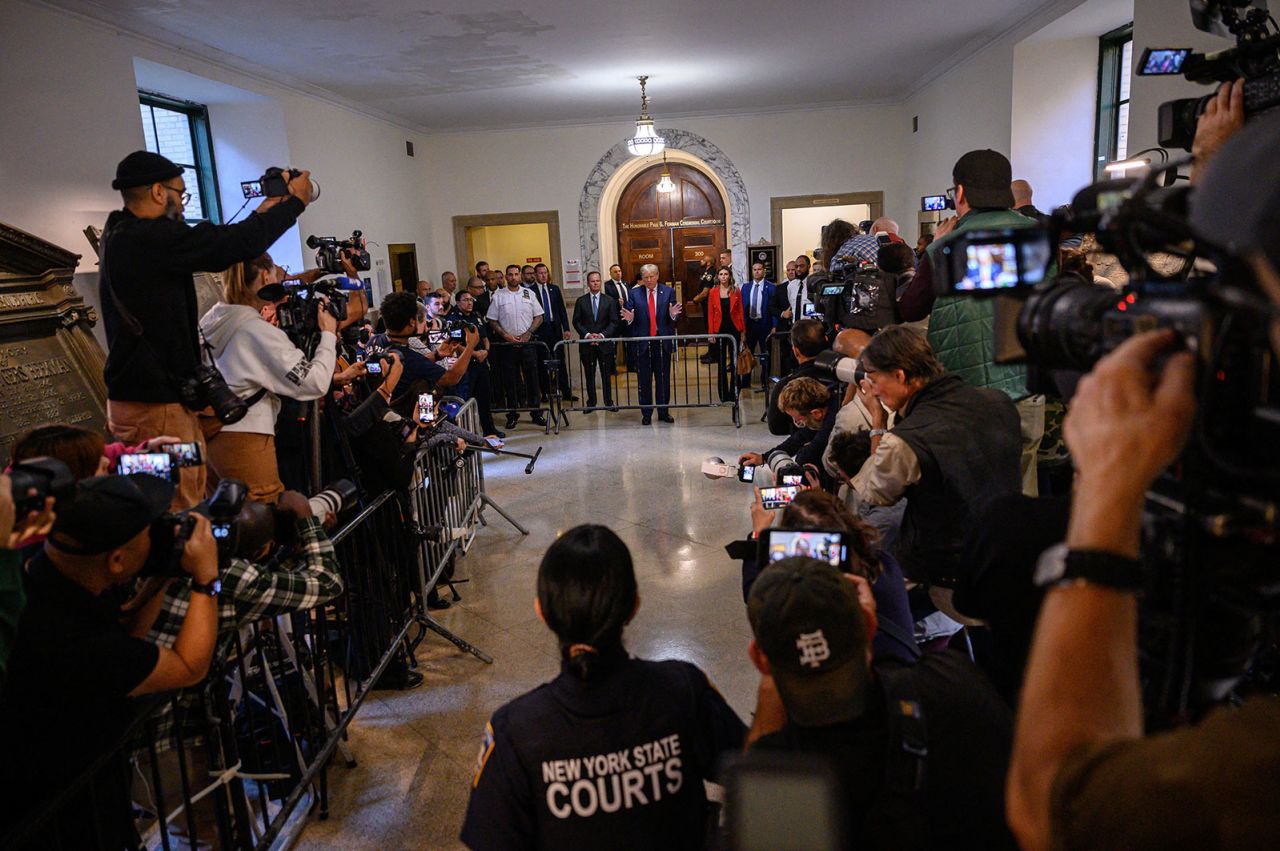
[953,149,1016,209]
[1190,111,1280,273]
[48,474,175,555]
[747,557,869,727]
[112,150,183,191]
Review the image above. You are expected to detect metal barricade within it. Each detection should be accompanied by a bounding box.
[486,340,560,434]
[554,333,742,427]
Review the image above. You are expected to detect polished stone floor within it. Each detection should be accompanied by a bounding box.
[298,392,773,850]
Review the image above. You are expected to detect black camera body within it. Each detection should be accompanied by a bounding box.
[142,478,249,577]
[276,280,354,350]
[179,363,249,424]
[307,230,371,275]
[808,263,896,334]
[8,457,75,515]
[1142,1,1280,148]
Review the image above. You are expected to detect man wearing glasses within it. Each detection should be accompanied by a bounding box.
[100,150,313,507]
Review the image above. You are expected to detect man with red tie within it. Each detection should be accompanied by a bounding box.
[622,263,682,424]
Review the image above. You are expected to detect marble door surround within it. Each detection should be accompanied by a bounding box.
[580,129,749,281]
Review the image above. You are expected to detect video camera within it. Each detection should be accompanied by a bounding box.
[240,167,321,204]
[8,457,75,515]
[1138,1,1280,148]
[307,230,371,275]
[806,262,894,334]
[275,276,366,351]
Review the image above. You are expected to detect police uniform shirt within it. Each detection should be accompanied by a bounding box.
[461,652,746,850]
[488,286,544,337]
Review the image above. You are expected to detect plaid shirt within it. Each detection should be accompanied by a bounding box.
[138,516,343,753]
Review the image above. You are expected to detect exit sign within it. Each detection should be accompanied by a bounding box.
[526,256,543,263]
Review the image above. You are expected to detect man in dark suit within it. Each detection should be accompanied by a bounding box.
[604,263,632,309]
[572,271,622,410]
[622,263,681,424]
[741,261,777,392]
[527,262,577,401]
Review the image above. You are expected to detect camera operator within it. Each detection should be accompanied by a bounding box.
[100,151,313,509]
[847,326,1021,608]
[0,475,218,848]
[896,149,1045,495]
[374,291,479,397]
[765,318,830,435]
[740,377,841,487]
[1007,105,1280,851]
[199,253,338,503]
[447,289,506,447]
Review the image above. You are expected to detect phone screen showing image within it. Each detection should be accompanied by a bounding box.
[418,392,435,424]
[759,486,800,510]
[158,442,203,467]
[117,452,175,482]
[738,465,756,483]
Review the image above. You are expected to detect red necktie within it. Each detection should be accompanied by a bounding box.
[649,288,657,336]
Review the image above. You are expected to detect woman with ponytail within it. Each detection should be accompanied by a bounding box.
[461,525,745,850]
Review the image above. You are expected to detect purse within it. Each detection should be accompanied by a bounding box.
[736,344,757,377]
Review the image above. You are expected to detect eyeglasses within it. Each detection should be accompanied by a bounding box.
[162,184,192,206]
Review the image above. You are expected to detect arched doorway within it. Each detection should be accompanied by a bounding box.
[615,162,727,318]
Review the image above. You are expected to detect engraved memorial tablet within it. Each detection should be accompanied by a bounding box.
[0,222,107,466]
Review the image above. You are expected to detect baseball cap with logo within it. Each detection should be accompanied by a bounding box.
[747,557,869,727]
[953,149,1016,209]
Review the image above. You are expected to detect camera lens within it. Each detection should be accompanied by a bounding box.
[1017,274,1119,371]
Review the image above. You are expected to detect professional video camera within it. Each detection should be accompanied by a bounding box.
[936,161,1280,721]
[275,276,366,351]
[307,230,371,275]
[1137,0,1280,148]
[805,261,896,334]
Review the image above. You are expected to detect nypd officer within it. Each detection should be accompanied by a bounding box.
[461,525,745,849]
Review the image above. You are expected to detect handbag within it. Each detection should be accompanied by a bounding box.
[736,344,757,377]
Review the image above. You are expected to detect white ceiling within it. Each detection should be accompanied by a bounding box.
[50,0,1081,133]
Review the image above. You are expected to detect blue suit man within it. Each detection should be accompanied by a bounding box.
[740,264,777,392]
[625,265,681,423]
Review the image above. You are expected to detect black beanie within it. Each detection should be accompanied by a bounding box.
[112,150,183,190]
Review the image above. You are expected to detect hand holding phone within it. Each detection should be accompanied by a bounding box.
[117,452,176,482]
[418,392,436,425]
[158,442,204,467]
[758,485,800,510]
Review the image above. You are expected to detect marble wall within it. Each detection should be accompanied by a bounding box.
[578,128,750,279]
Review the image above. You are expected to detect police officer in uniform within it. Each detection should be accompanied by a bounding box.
[461,525,745,850]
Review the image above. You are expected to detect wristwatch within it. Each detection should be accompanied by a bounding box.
[190,578,222,598]
[1033,543,1143,592]
[869,428,888,437]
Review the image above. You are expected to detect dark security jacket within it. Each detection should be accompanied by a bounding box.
[461,653,745,850]
[99,197,304,402]
[890,373,1022,586]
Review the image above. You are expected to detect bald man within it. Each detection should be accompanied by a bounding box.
[1012,179,1048,224]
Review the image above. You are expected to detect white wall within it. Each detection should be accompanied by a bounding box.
[1128,0,1228,154]
[417,106,907,282]
[0,1,438,308]
[1011,35,1100,209]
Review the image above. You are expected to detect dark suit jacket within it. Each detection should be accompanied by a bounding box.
[604,280,632,309]
[573,291,621,339]
[740,279,777,328]
[526,283,569,339]
[770,280,796,328]
[627,285,678,338]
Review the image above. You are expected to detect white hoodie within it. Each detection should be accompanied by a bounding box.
[199,303,337,435]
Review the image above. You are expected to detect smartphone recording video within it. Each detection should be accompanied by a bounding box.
[761,528,850,571]
[759,485,800,510]
[418,392,436,425]
[159,442,203,467]
[117,452,175,482]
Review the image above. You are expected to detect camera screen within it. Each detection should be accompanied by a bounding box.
[159,442,202,467]
[366,361,382,374]
[780,474,804,487]
[118,452,174,481]
[803,303,817,317]
[922,194,948,212]
[765,530,847,568]
[821,285,844,296]
[759,486,800,510]
[427,331,447,347]
[1139,48,1190,76]
[738,464,756,483]
[954,234,1051,292]
[240,180,264,199]
[212,523,233,541]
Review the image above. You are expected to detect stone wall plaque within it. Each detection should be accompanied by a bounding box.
[0,222,107,466]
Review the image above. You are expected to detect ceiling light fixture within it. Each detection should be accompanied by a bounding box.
[626,75,666,158]
[656,152,676,194]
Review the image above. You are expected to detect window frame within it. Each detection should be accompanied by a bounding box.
[138,90,222,224]
[1094,23,1134,180]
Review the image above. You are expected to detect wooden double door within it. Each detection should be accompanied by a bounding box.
[616,162,726,332]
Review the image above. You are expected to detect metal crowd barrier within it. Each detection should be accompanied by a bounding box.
[554,333,742,427]
[0,402,521,850]
[486,340,560,434]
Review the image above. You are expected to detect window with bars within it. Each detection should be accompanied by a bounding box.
[138,92,221,223]
[1094,24,1134,180]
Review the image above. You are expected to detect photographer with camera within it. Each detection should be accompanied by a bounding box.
[848,326,1021,608]
[1007,104,1280,851]
[0,474,218,849]
[740,377,841,488]
[374,291,479,398]
[765,318,830,435]
[100,152,314,509]
[447,288,505,447]
[199,252,338,503]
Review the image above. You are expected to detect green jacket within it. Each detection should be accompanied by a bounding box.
[925,208,1036,400]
